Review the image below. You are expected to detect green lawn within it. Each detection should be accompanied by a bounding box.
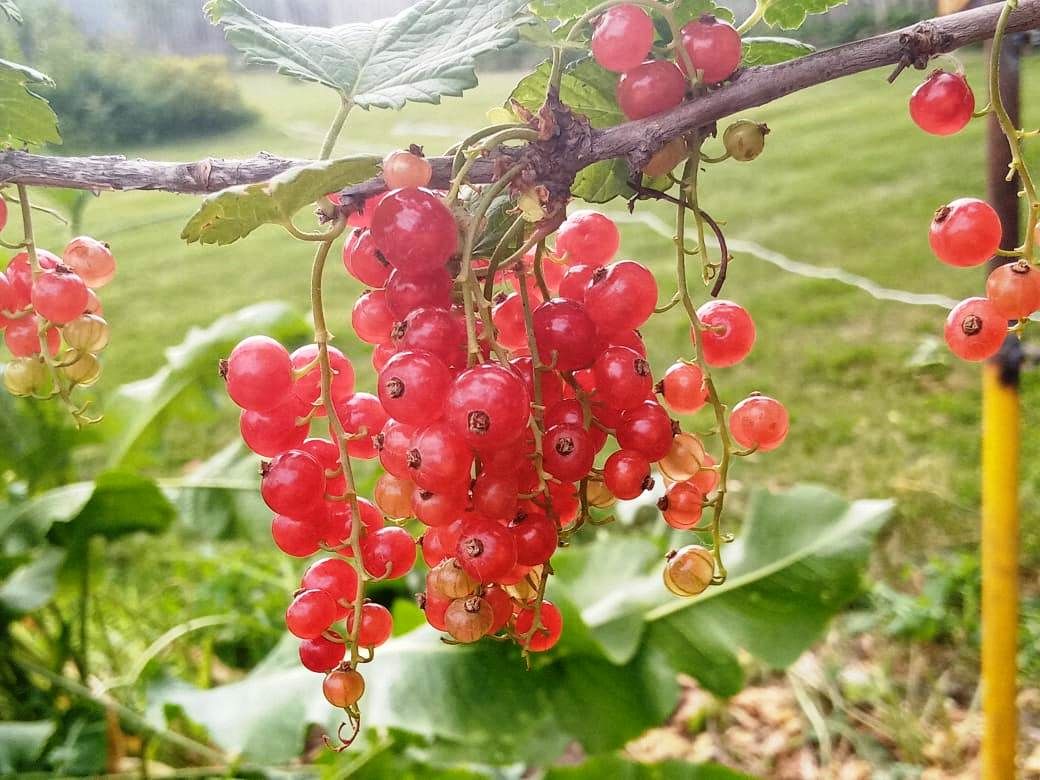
[26,54,1040,563]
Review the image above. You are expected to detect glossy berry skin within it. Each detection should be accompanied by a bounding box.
[224,336,293,412]
[909,70,974,136]
[444,596,494,642]
[302,557,359,614]
[376,419,417,478]
[945,296,1007,361]
[300,437,345,497]
[325,498,385,550]
[544,399,607,452]
[374,473,415,518]
[413,487,466,527]
[929,198,1002,267]
[342,228,390,288]
[323,669,365,708]
[421,518,465,567]
[271,514,325,557]
[491,293,528,351]
[290,344,355,411]
[472,472,519,519]
[533,298,600,371]
[286,588,337,639]
[336,392,388,459]
[420,587,452,630]
[510,356,565,411]
[604,449,653,500]
[346,602,394,647]
[4,316,59,358]
[351,289,396,345]
[455,515,518,583]
[378,350,451,425]
[986,260,1040,320]
[30,266,89,325]
[661,481,705,530]
[239,398,309,457]
[558,264,597,303]
[445,363,531,450]
[591,5,654,72]
[509,511,558,566]
[514,600,563,652]
[382,149,433,189]
[694,300,756,367]
[616,401,675,462]
[385,267,453,320]
[360,525,416,580]
[617,60,687,121]
[556,211,620,267]
[63,236,116,289]
[659,431,709,482]
[370,187,458,272]
[395,307,467,368]
[542,423,596,483]
[260,449,326,516]
[483,584,513,633]
[678,16,742,85]
[407,421,474,493]
[729,395,789,452]
[660,362,709,414]
[593,345,653,411]
[584,261,658,333]
[664,545,714,596]
[299,636,346,673]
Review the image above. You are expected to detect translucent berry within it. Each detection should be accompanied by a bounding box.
[323,669,365,708]
[455,515,518,583]
[584,261,657,333]
[351,289,396,345]
[616,401,675,462]
[385,267,453,320]
[62,314,110,352]
[929,198,1002,268]
[659,482,705,529]
[723,120,768,162]
[444,363,530,450]
[286,588,337,639]
[444,596,494,643]
[664,545,714,596]
[591,4,654,72]
[729,394,789,452]
[336,392,388,459]
[533,298,599,371]
[378,350,451,425]
[428,557,478,599]
[342,228,390,288]
[514,600,563,652]
[299,636,346,673]
[370,187,458,272]
[302,557,359,616]
[62,236,116,288]
[944,296,1006,361]
[694,300,755,367]
[556,210,620,267]
[542,423,596,483]
[508,510,558,566]
[31,265,88,324]
[659,362,709,413]
[986,260,1040,320]
[678,15,742,84]
[382,149,433,189]
[603,449,653,500]
[617,60,687,120]
[593,345,653,410]
[407,421,474,493]
[290,344,355,411]
[346,602,394,647]
[260,449,326,516]
[360,525,416,580]
[909,70,974,136]
[224,336,293,412]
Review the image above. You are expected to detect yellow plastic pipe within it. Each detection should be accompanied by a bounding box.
[981,361,1019,779]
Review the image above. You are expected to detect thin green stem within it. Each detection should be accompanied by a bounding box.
[446,129,539,204]
[737,0,770,34]
[320,98,353,161]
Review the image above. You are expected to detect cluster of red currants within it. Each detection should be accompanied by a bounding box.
[0,231,115,399]
[909,69,1039,360]
[589,6,742,121]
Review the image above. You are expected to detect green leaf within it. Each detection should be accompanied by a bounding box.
[0,58,60,147]
[546,755,752,779]
[742,36,815,66]
[510,58,632,203]
[764,0,847,31]
[527,0,600,22]
[669,0,734,27]
[206,0,527,109]
[0,721,55,775]
[101,302,310,467]
[0,1,22,24]
[47,471,175,547]
[0,547,63,614]
[181,156,379,246]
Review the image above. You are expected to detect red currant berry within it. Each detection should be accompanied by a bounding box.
[377,350,451,425]
[542,423,596,483]
[302,557,359,617]
[421,518,465,567]
[455,515,518,583]
[346,602,394,647]
[508,510,558,566]
[351,289,396,345]
[286,588,337,639]
[659,482,706,530]
[343,228,390,288]
[509,356,565,410]
[385,266,453,320]
[407,421,474,492]
[445,363,530,450]
[260,449,326,516]
[30,265,88,325]
[694,300,756,367]
[271,513,325,557]
[664,545,714,596]
[395,307,467,367]
[344,194,382,228]
[593,345,653,410]
[605,328,648,357]
[659,362,709,414]
[444,596,494,642]
[514,600,563,652]
[558,263,597,303]
[584,261,658,333]
[299,636,346,673]
[483,584,514,633]
[544,399,607,452]
[4,315,59,358]
[986,260,1040,320]
[491,293,528,351]
[678,15,742,85]
[239,397,310,457]
[300,437,346,496]
[533,298,599,371]
[472,471,519,520]
[336,392,389,459]
[616,401,675,462]
[555,210,620,267]
[372,342,396,373]
[591,4,654,73]
[945,296,1007,361]
[929,198,1002,268]
[370,187,458,272]
[323,669,365,708]
[412,487,467,527]
[909,70,974,136]
[290,344,355,411]
[419,587,452,631]
[603,449,654,500]
[729,394,789,452]
[617,60,687,120]
[374,472,414,518]
[376,419,417,478]
[360,525,416,580]
[382,149,433,189]
[224,336,293,412]
[62,236,116,289]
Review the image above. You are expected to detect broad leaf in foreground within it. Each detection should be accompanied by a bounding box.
[206,0,527,109]
[742,36,816,66]
[0,721,55,775]
[181,156,379,245]
[764,0,848,31]
[0,58,59,147]
[147,486,888,764]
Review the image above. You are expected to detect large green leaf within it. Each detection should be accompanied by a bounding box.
[206,0,527,109]
[510,59,633,203]
[764,0,847,31]
[100,302,310,468]
[742,36,815,66]
[0,546,63,614]
[181,156,379,246]
[0,721,55,774]
[0,58,59,147]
